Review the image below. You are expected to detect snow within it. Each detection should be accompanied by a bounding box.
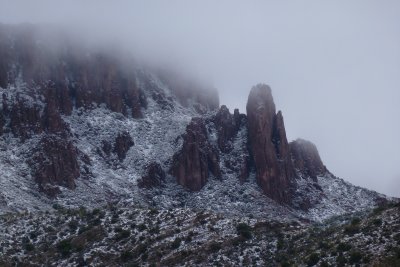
[0,66,385,223]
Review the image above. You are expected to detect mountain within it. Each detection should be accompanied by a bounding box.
[1,22,400,267]
[0,23,391,223]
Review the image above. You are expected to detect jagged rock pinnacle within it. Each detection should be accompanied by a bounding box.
[246,84,295,204]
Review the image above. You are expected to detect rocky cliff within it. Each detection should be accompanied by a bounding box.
[246,84,296,204]
[0,24,386,221]
[0,24,219,198]
[170,117,221,191]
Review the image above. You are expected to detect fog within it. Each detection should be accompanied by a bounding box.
[1,0,399,197]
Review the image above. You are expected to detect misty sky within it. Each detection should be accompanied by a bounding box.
[1,0,399,197]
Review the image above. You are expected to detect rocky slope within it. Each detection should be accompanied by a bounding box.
[0,23,390,224]
[0,201,399,266]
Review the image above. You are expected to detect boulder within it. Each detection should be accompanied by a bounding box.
[138,162,166,189]
[113,132,134,161]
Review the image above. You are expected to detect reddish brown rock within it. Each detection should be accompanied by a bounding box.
[68,54,147,118]
[170,118,221,191]
[0,25,148,120]
[272,111,296,179]
[138,162,166,189]
[44,77,73,116]
[246,84,295,204]
[9,95,44,140]
[233,108,245,128]
[290,139,327,181]
[31,135,80,198]
[42,87,70,134]
[213,105,239,153]
[113,131,134,161]
[213,106,251,181]
[6,89,70,140]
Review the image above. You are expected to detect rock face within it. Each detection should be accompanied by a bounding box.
[170,118,221,191]
[213,105,240,153]
[213,105,251,182]
[138,162,166,189]
[8,95,44,140]
[246,84,296,204]
[113,132,134,161]
[0,24,219,198]
[31,135,80,198]
[290,139,327,180]
[272,111,296,179]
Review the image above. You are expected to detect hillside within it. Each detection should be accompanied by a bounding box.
[0,201,399,266]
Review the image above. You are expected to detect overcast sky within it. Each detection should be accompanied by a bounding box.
[1,0,399,197]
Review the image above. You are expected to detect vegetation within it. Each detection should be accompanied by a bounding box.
[305,253,320,266]
[236,222,252,239]
[0,201,399,266]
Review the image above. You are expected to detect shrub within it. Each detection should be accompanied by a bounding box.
[349,250,363,264]
[68,220,79,231]
[120,250,133,262]
[171,237,182,249]
[92,208,101,215]
[344,224,359,235]
[52,203,62,210]
[134,243,148,257]
[78,206,87,217]
[29,231,38,240]
[306,253,320,266]
[209,242,222,253]
[141,252,148,261]
[318,241,330,249]
[78,224,93,234]
[337,242,352,252]
[111,213,119,224]
[90,217,101,226]
[25,242,35,252]
[57,239,73,257]
[138,223,147,232]
[149,226,160,235]
[115,230,131,240]
[277,238,285,250]
[149,208,158,215]
[373,206,385,215]
[336,254,347,267]
[372,218,382,226]
[236,223,252,240]
[280,261,291,267]
[394,233,400,244]
[351,217,361,225]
